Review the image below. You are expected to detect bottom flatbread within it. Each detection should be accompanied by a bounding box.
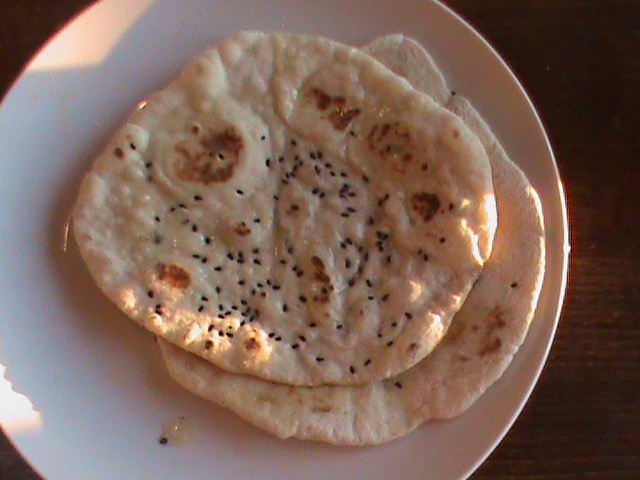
[157,35,546,446]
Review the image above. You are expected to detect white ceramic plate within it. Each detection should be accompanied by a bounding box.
[0,1,569,479]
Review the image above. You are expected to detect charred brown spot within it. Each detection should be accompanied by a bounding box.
[312,405,333,413]
[479,337,502,356]
[157,263,191,289]
[114,147,124,159]
[309,87,361,131]
[328,108,361,131]
[411,193,441,222]
[453,129,460,139]
[367,122,416,173]
[175,127,243,184]
[244,337,261,351]
[310,88,332,110]
[311,256,325,268]
[233,221,251,237]
[407,342,419,353]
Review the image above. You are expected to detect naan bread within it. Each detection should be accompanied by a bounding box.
[73,32,497,386]
[157,35,545,445]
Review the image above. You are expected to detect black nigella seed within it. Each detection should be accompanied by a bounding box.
[273,195,279,201]
[192,254,201,259]
[387,340,394,346]
[253,217,261,223]
[265,158,271,167]
[201,257,208,264]
[387,255,393,263]
[227,253,234,260]
[261,135,266,140]
[273,285,281,291]
[257,282,264,288]
[310,152,316,159]
[336,324,343,330]
[208,324,215,332]
[367,216,375,226]
[154,216,160,222]
[314,165,321,175]
[282,304,289,312]
[511,282,519,288]
[341,172,347,178]
[279,156,284,163]
[317,151,323,159]
[231,305,238,311]
[216,286,222,294]
[179,203,187,209]
[349,366,356,374]
[395,381,403,389]
[214,266,222,271]
[316,356,324,363]
[145,161,152,168]
[291,139,297,146]
[381,293,389,302]
[292,343,300,349]
[368,296,375,301]
[364,358,372,366]
[194,195,202,201]
[309,322,317,328]
[405,312,413,319]
[299,295,307,303]
[226,333,234,338]
[348,279,355,287]
[219,331,225,337]
[298,335,307,342]
[198,305,204,312]
[155,304,163,315]
[192,224,199,232]
[201,295,209,302]
[275,336,282,342]
[240,299,248,306]
[218,304,224,311]
[147,290,154,298]
[238,279,245,286]
[366,279,373,288]
[341,213,349,218]
[291,204,299,211]
[345,258,352,269]
[205,237,211,245]
[159,436,168,445]
[319,192,326,199]
[253,259,261,265]
[440,237,446,244]
[236,189,244,195]
[391,322,398,327]
[268,332,276,338]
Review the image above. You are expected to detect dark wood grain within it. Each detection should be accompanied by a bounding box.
[1,1,639,479]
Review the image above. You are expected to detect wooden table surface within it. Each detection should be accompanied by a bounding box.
[1,1,638,479]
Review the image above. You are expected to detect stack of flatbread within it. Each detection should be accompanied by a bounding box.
[73,32,545,446]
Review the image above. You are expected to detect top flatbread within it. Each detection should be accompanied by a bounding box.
[157,34,545,446]
[73,32,496,386]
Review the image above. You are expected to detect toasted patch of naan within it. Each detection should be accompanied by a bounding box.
[156,35,545,446]
[73,32,496,386]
